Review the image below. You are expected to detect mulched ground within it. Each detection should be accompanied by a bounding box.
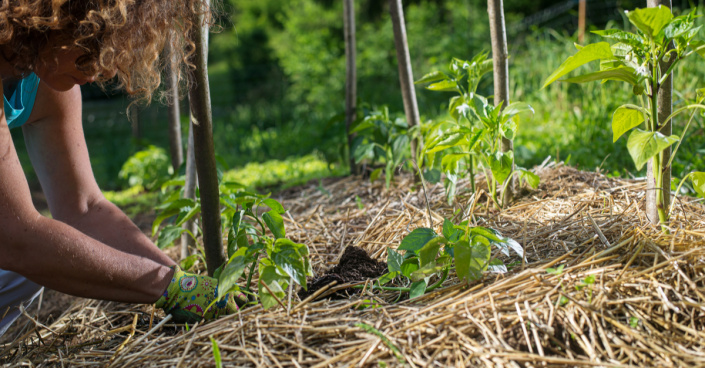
[2,162,705,367]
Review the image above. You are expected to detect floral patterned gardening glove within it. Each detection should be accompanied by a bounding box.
[155,266,247,323]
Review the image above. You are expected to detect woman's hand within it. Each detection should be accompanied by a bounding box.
[155,266,247,323]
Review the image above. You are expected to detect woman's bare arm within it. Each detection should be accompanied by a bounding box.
[0,80,173,303]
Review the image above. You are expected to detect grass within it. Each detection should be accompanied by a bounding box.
[104,154,346,211]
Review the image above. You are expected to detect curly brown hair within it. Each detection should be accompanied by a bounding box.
[0,0,210,102]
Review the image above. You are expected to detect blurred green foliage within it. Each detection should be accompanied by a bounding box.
[12,0,701,193]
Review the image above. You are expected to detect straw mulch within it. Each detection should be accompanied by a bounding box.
[2,163,705,367]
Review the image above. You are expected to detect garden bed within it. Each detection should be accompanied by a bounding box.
[2,162,705,367]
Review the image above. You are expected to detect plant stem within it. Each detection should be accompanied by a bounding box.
[669,172,695,216]
[245,257,258,295]
[352,267,449,293]
[666,105,700,169]
[468,155,476,194]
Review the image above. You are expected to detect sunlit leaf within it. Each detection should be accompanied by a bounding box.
[691,172,705,197]
[387,248,404,273]
[263,210,285,239]
[626,6,673,38]
[542,42,614,88]
[627,129,680,170]
[409,280,427,299]
[612,105,646,142]
[399,228,438,252]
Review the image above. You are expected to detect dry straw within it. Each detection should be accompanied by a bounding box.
[2,162,705,367]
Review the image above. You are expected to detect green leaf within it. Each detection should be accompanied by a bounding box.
[487,259,507,273]
[409,260,448,282]
[263,210,286,239]
[218,255,249,299]
[612,105,645,142]
[516,168,540,189]
[470,227,503,243]
[542,42,614,88]
[454,240,491,282]
[155,225,187,249]
[385,158,395,188]
[387,248,404,273]
[227,210,245,258]
[398,228,438,252]
[415,70,449,84]
[442,219,455,240]
[489,151,514,185]
[370,167,383,183]
[629,316,640,329]
[502,102,535,120]
[441,153,465,175]
[426,79,458,92]
[391,135,409,166]
[626,6,673,38]
[400,258,420,278]
[175,203,201,227]
[627,129,680,170]
[353,143,375,163]
[152,198,196,235]
[546,264,565,275]
[409,280,427,299]
[592,29,645,49]
[418,237,442,267]
[258,265,286,310]
[378,271,398,285]
[500,237,524,259]
[179,254,199,271]
[210,337,222,368]
[423,168,441,184]
[271,238,311,290]
[663,18,693,39]
[689,40,705,58]
[263,198,286,214]
[562,66,638,86]
[425,132,465,154]
[691,172,705,197]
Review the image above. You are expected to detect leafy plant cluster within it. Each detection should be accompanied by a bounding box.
[152,174,313,310]
[118,145,172,191]
[364,218,523,299]
[416,54,540,206]
[351,106,411,187]
[542,6,705,226]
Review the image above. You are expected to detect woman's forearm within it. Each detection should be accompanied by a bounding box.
[1,214,173,304]
[56,197,176,267]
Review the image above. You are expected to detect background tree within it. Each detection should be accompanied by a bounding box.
[389,0,421,161]
[164,33,184,174]
[488,0,514,204]
[646,0,673,226]
[188,0,225,275]
[344,0,358,175]
[180,122,198,259]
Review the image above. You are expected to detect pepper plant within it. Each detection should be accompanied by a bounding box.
[351,106,410,187]
[542,6,705,229]
[416,54,538,207]
[152,174,313,310]
[365,218,523,299]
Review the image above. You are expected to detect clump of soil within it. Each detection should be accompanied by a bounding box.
[298,246,387,300]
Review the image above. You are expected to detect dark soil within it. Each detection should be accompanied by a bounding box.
[298,246,387,300]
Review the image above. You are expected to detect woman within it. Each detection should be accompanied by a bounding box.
[0,0,238,335]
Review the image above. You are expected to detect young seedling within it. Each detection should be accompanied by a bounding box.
[153,175,313,310]
[365,218,523,299]
[543,7,705,230]
[416,55,539,207]
[351,106,411,187]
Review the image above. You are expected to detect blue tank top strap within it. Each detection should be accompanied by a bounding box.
[3,73,40,129]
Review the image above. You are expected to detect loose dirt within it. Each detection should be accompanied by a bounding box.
[298,246,387,300]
